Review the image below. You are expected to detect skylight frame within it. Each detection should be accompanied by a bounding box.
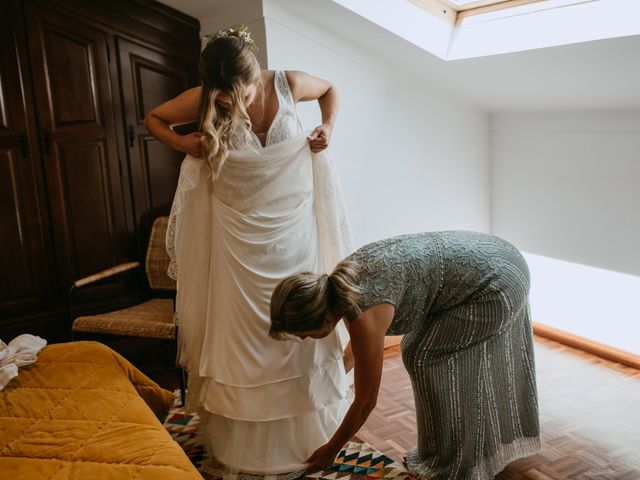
[442,0,529,9]
[409,0,548,24]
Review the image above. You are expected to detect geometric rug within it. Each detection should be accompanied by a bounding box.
[163,404,411,480]
[305,442,411,480]
[164,407,206,471]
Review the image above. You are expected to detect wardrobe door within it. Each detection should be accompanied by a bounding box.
[0,0,53,320]
[24,1,139,303]
[116,37,196,252]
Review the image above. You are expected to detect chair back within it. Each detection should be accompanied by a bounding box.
[145,217,176,291]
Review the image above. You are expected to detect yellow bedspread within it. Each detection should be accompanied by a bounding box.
[0,341,202,479]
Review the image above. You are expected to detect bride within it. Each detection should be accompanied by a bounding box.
[144,26,352,477]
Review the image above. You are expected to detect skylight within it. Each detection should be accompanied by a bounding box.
[450,0,640,59]
[331,0,640,60]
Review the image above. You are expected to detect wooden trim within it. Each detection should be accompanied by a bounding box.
[40,0,201,57]
[74,262,141,288]
[452,0,539,11]
[456,0,546,21]
[439,0,464,9]
[408,0,458,25]
[533,322,640,370]
[412,0,548,26]
[382,325,640,370]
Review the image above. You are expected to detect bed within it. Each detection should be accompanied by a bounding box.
[0,341,202,479]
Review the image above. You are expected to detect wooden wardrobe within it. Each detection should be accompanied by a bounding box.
[0,0,200,342]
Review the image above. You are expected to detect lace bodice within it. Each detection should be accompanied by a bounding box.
[237,70,302,150]
[349,231,529,335]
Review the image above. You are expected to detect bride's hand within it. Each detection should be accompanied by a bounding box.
[177,132,204,158]
[307,124,332,153]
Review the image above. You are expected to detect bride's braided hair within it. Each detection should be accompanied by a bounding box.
[269,261,362,340]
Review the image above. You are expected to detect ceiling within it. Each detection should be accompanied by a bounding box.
[419,33,640,111]
[279,0,640,111]
[158,0,640,111]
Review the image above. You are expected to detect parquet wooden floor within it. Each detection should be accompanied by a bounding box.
[358,337,640,479]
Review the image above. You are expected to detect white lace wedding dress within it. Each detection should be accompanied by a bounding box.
[166,71,353,477]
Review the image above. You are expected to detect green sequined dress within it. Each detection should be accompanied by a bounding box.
[348,231,540,479]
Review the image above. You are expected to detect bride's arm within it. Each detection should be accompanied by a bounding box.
[144,87,202,157]
[285,71,338,152]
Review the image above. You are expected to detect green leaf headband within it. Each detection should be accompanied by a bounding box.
[203,24,258,52]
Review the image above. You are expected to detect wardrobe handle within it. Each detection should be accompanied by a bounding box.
[20,134,29,158]
[127,124,135,147]
[43,130,51,155]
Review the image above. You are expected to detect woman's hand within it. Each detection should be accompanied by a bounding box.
[307,124,332,153]
[305,443,341,473]
[177,132,204,158]
[285,71,338,154]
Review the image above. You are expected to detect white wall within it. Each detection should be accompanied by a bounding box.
[524,252,640,355]
[491,111,640,276]
[491,111,640,354]
[262,0,491,247]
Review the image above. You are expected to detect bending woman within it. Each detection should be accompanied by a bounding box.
[270,230,541,479]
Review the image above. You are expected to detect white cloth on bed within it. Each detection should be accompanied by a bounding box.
[0,334,47,390]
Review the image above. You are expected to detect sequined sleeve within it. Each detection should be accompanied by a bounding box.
[350,238,408,313]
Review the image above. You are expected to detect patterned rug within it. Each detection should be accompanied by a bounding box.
[163,404,411,480]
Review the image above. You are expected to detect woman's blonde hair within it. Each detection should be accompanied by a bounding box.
[198,34,261,178]
[269,261,362,340]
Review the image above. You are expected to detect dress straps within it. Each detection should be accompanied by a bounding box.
[274,70,296,112]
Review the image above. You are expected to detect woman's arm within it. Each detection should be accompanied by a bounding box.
[305,304,395,472]
[144,86,203,157]
[285,71,338,153]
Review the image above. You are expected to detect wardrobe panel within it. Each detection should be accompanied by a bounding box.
[0,149,37,303]
[0,0,199,340]
[25,1,137,302]
[44,29,99,125]
[117,37,195,250]
[0,0,52,319]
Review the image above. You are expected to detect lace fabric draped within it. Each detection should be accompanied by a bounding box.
[165,132,353,476]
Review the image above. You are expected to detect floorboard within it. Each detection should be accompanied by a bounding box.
[358,337,640,479]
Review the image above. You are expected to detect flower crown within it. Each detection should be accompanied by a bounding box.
[203,24,258,52]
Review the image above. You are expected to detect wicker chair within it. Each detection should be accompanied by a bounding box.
[69,216,184,403]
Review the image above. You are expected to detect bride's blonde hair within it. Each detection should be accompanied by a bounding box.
[269,261,362,340]
[199,34,261,178]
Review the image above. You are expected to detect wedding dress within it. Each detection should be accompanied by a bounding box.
[166,71,353,477]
